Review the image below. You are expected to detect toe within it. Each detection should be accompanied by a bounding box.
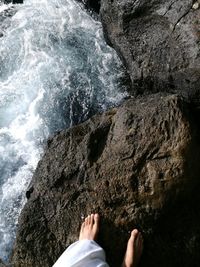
[131,229,139,240]
[94,213,100,226]
[93,213,100,233]
[90,214,94,225]
[87,214,92,225]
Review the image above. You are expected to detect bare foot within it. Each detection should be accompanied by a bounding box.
[122,229,143,267]
[79,213,100,241]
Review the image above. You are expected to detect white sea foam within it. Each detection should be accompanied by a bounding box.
[0,3,12,13]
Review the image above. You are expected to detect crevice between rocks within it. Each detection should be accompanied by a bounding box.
[172,6,193,32]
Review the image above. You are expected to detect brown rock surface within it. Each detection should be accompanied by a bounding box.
[12,94,200,267]
[100,0,200,98]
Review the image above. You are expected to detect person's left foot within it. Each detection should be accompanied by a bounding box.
[79,213,100,241]
[122,229,143,267]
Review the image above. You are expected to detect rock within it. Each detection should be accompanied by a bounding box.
[100,0,200,98]
[76,0,101,14]
[0,259,6,267]
[84,0,100,14]
[193,0,200,9]
[4,0,23,3]
[193,3,198,10]
[12,94,200,267]
[12,0,23,3]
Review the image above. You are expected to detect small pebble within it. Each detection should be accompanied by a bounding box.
[192,2,199,9]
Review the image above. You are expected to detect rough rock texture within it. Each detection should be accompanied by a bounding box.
[12,94,200,267]
[0,259,6,267]
[100,0,200,98]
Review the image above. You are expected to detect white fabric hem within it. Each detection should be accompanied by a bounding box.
[53,239,109,267]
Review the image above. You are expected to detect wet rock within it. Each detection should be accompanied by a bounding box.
[76,0,101,14]
[12,94,200,267]
[100,0,200,99]
[0,259,6,267]
[84,0,100,14]
[4,0,23,3]
[12,0,23,4]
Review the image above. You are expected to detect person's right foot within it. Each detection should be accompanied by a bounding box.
[79,213,99,241]
[122,229,143,267]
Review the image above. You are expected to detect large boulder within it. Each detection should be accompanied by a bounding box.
[12,94,200,267]
[100,0,200,98]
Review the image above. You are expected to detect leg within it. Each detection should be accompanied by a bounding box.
[122,229,143,267]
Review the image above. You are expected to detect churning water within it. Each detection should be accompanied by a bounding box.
[0,0,127,262]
